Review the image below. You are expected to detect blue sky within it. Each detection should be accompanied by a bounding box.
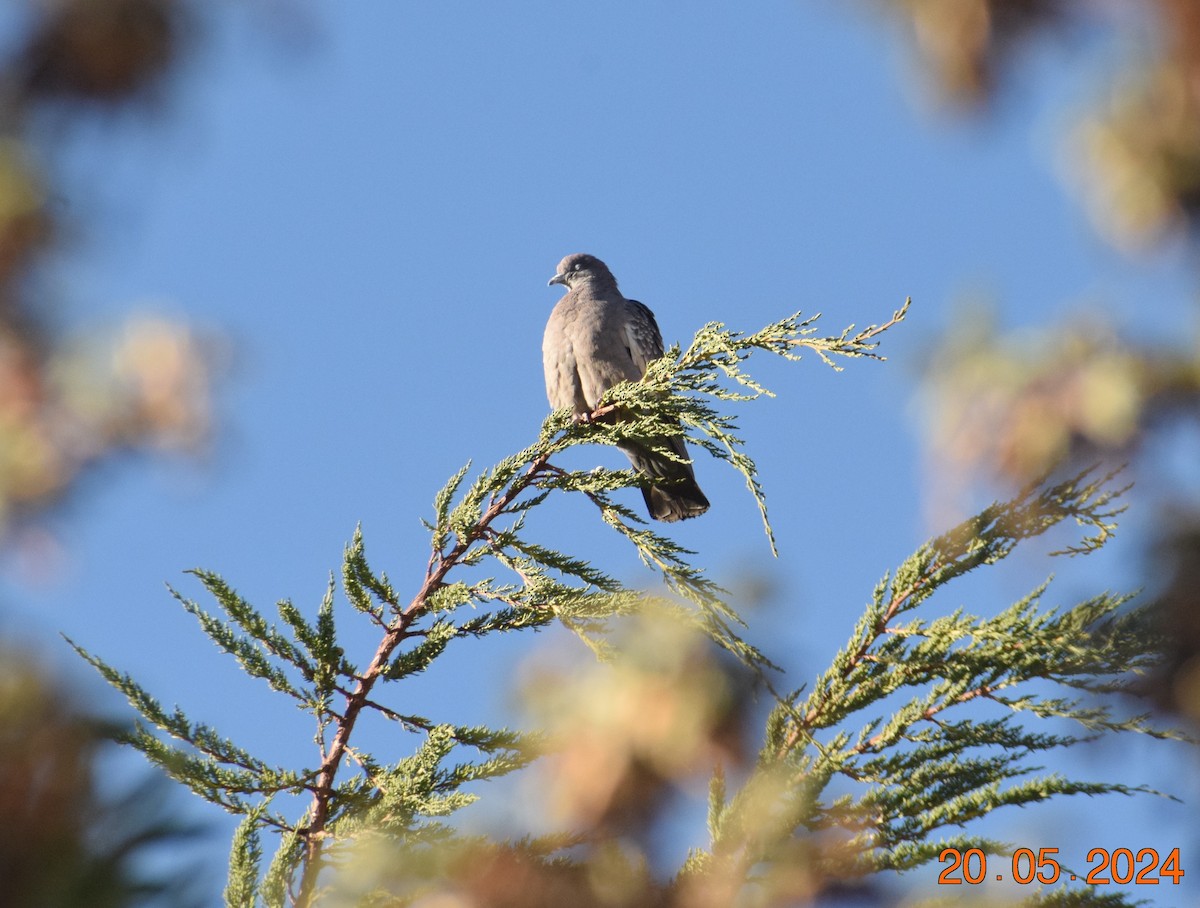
[4,2,1198,903]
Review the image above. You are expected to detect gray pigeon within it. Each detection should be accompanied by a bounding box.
[544,253,710,522]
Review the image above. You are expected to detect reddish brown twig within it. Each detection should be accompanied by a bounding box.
[294,449,554,906]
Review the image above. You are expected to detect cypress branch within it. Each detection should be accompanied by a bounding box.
[70,301,1175,905]
[225,808,266,908]
[675,468,1174,904]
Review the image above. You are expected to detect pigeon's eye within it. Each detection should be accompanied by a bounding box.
[572,262,582,271]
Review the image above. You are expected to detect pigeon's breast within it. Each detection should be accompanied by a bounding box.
[543,295,639,413]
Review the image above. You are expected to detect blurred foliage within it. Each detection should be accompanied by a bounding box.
[885,0,1073,108]
[0,646,203,907]
[922,309,1200,487]
[0,0,216,544]
[16,0,183,103]
[0,1,219,904]
[1141,520,1200,725]
[0,315,215,529]
[520,606,752,837]
[883,0,1200,248]
[1074,0,1200,250]
[1075,60,1200,252]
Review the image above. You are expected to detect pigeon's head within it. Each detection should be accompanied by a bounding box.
[548,253,617,290]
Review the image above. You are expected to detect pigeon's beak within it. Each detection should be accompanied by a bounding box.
[548,272,567,287]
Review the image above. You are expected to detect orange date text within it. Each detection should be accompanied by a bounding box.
[937,847,1183,886]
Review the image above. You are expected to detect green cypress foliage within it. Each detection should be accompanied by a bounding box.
[70,300,1176,907]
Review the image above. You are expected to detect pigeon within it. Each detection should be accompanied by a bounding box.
[544,252,710,522]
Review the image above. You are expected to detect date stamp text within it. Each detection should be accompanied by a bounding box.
[938,847,1184,886]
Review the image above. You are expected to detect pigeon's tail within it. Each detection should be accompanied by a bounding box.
[642,478,710,523]
[619,437,710,523]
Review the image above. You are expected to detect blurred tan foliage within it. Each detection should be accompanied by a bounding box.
[522,609,749,836]
[0,647,201,905]
[922,309,1200,487]
[889,0,1071,107]
[891,1,1200,692]
[1075,60,1200,251]
[0,650,99,901]
[1073,0,1200,249]
[0,0,216,544]
[0,315,215,528]
[886,0,1200,250]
